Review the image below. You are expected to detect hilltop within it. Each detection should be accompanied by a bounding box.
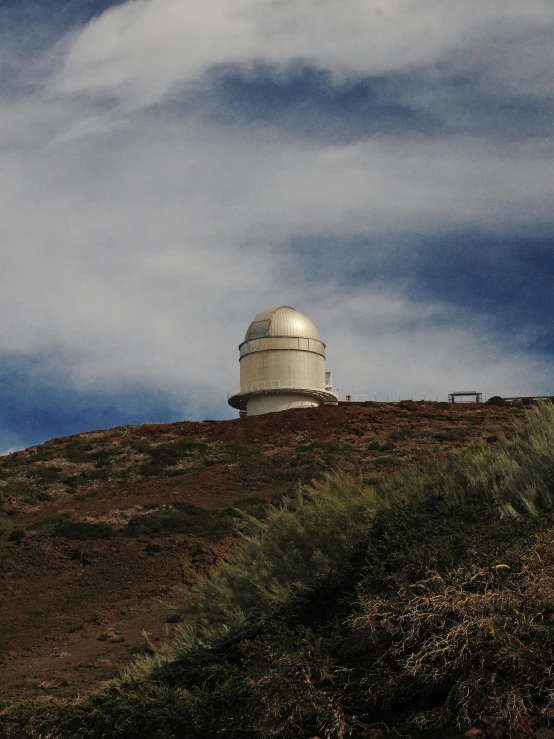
[0,401,523,704]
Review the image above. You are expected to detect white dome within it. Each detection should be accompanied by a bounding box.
[244,306,320,342]
[229,304,337,415]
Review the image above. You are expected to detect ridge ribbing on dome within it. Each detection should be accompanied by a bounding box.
[244,306,320,342]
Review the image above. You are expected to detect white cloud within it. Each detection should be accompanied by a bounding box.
[0,0,552,433]
[316,290,551,400]
[54,0,553,113]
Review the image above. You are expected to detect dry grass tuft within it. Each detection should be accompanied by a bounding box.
[353,528,554,731]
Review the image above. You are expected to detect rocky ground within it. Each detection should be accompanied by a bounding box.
[0,401,523,702]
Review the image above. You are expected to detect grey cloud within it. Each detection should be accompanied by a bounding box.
[51,0,554,114]
[170,24,554,145]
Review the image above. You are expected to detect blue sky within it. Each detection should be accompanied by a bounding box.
[0,0,553,451]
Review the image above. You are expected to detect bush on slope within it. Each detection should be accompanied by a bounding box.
[353,529,554,731]
[4,404,554,737]
[171,402,554,652]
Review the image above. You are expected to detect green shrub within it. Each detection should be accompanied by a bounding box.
[139,439,207,476]
[27,445,56,462]
[217,441,255,457]
[7,529,25,543]
[162,469,189,478]
[298,440,354,459]
[367,437,396,452]
[63,441,93,462]
[487,395,506,405]
[145,542,163,554]
[25,466,62,484]
[120,504,235,539]
[273,467,322,482]
[0,685,200,739]
[232,497,269,520]
[174,472,383,650]
[165,609,185,623]
[2,480,33,498]
[0,515,13,536]
[432,427,469,441]
[272,469,300,481]
[130,439,153,454]
[28,512,73,530]
[391,427,413,440]
[64,469,108,489]
[90,449,116,467]
[0,452,25,470]
[54,521,115,540]
[358,470,539,594]
[166,626,346,738]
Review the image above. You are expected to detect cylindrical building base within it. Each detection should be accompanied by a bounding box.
[246,393,319,417]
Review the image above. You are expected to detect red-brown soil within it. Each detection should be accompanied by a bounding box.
[0,402,523,702]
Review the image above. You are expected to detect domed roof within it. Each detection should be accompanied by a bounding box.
[244,306,321,342]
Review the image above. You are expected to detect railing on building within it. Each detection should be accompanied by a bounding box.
[227,381,339,400]
[338,394,368,402]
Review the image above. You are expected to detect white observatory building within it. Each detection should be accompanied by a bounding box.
[228,306,338,416]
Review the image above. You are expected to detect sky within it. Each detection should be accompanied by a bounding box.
[0,0,553,452]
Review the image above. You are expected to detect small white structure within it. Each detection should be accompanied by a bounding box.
[228,306,338,416]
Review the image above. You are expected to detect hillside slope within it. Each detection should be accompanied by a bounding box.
[0,402,521,701]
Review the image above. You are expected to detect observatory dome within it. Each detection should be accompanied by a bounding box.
[228,305,337,417]
[244,306,320,342]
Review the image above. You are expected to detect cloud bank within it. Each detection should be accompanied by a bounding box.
[0,0,553,446]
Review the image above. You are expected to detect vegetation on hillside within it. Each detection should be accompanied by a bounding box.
[3,404,554,737]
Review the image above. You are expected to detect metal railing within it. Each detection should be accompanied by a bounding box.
[448,391,482,403]
[338,394,368,402]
